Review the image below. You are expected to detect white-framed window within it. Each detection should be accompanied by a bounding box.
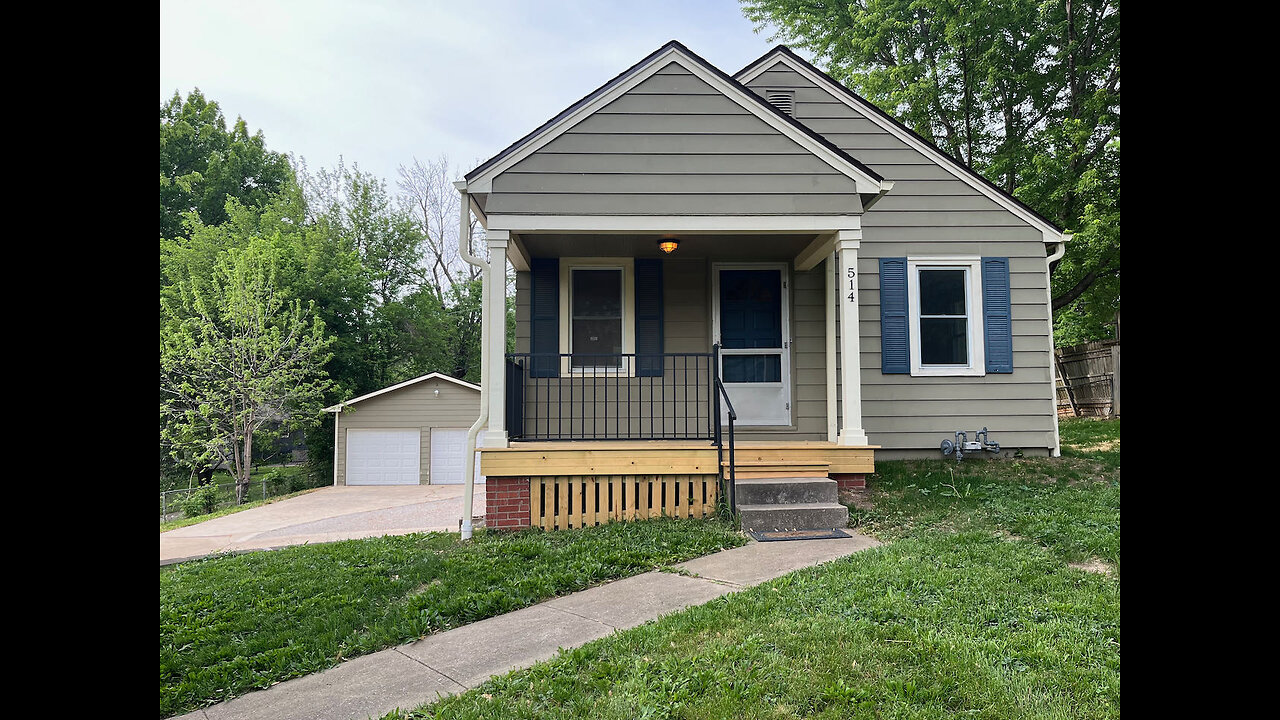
[907,257,985,377]
[558,257,635,374]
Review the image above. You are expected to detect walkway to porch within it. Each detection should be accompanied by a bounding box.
[172,534,879,720]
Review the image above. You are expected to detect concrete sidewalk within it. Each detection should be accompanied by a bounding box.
[174,532,880,720]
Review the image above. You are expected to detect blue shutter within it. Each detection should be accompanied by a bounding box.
[981,257,1013,373]
[529,258,559,378]
[634,259,664,377]
[879,257,909,374]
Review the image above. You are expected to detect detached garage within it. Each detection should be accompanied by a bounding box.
[323,373,485,486]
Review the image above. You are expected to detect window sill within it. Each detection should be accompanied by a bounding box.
[910,366,987,377]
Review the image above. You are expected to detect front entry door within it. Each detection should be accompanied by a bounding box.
[714,264,791,426]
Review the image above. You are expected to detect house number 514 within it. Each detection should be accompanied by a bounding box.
[846,267,856,303]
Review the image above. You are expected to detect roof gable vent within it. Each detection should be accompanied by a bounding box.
[766,90,795,116]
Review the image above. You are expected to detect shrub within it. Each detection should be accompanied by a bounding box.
[181,484,221,518]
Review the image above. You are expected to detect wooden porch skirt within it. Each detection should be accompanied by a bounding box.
[480,441,874,531]
[528,474,718,531]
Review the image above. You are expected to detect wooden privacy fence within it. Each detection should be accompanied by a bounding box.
[532,475,719,531]
[1056,340,1120,417]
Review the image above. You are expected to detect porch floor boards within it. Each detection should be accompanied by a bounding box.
[479,441,876,477]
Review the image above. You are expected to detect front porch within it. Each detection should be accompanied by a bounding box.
[480,440,874,531]
[469,227,882,532]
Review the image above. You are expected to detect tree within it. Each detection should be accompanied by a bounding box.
[398,155,485,289]
[741,0,1120,343]
[160,89,293,241]
[161,237,334,503]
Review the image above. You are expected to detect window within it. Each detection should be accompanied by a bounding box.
[558,258,636,373]
[570,268,623,368]
[907,258,985,376]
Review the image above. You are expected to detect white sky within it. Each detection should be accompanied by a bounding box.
[160,0,783,185]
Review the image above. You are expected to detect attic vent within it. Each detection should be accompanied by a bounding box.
[766,90,795,116]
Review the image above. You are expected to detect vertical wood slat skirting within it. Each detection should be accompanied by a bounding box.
[530,474,718,531]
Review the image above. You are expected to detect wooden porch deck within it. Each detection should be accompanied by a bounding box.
[479,440,876,477]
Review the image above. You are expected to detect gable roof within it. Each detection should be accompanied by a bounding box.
[464,40,888,197]
[322,372,479,413]
[736,45,1067,242]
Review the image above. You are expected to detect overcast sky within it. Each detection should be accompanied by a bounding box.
[160,1,785,185]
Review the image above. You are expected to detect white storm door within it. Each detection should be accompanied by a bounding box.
[713,264,792,426]
[429,428,485,485]
[346,429,420,485]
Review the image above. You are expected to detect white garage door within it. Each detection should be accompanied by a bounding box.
[346,429,421,485]
[430,428,485,485]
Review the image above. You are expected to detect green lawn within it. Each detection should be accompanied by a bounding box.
[159,518,744,718]
[392,418,1120,719]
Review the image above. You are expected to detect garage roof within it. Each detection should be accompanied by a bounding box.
[322,372,480,413]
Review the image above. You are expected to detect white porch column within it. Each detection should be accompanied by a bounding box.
[825,249,839,443]
[482,231,510,448]
[836,228,870,446]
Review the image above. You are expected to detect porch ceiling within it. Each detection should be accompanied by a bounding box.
[517,233,821,260]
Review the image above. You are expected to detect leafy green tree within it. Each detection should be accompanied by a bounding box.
[160,89,293,241]
[161,237,334,503]
[741,0,1120,343]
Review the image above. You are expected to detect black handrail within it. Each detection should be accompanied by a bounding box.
[712,343,737,516]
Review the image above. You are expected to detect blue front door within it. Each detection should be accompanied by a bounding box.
[715,265,791,426]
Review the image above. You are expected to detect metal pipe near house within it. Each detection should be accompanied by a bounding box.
[455,182,489,541]
[1045,238,1068,457]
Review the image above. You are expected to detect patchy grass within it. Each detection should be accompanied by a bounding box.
[159,518,745,718]
[390,418,1120,720]
[159,487,325,532]
[848,418,1120,570]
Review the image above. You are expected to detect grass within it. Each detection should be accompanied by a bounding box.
[390,418,1120,719]
[159,517,745,718]
[848,418,1120,571]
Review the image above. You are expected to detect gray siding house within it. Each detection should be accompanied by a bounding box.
[462,42,1067,531]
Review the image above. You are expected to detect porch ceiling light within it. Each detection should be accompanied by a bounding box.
[658,236,680,254]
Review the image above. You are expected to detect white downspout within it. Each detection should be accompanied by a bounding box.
[456,183,489,540]
[1045,238,1068,457]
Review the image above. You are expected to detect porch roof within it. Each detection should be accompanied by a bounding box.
[515,233,820,261]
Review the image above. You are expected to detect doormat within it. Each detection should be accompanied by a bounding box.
[748,529,851,542]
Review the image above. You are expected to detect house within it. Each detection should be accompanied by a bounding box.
[458,41,1067,532]
[323,373,485,486]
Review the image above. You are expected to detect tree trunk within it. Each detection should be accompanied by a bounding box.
[237,430,253,504]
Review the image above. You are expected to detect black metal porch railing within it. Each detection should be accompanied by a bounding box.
[505,346,737,516]
[505,352,715,441]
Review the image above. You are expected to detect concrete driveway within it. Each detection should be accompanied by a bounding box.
[160,485,486,566]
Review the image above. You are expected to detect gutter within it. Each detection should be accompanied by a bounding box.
[455,180,489,541]
[1045,234,1070,456]
[861,180,895,211]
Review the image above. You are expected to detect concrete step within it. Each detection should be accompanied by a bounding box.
[738,502,849,532]
[735,477,838,505]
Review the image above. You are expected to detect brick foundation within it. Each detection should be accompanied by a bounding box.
[485,476,531,530]
[831,473,867,492]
